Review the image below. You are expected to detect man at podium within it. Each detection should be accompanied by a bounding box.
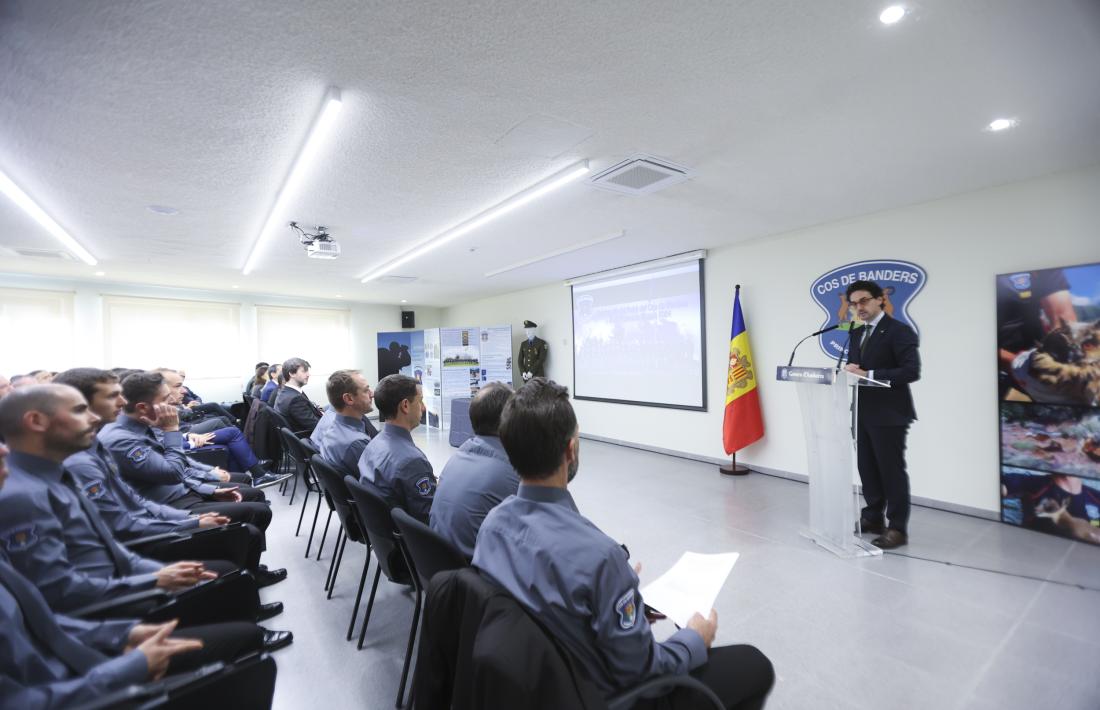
[843,280,921,550]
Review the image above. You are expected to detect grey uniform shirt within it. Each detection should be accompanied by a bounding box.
[429,435,519,558]
[0,552,147,709]
[64,439,200,541]
[0,451,161,612]
[319,414,374,478]
[99,414,219,503]
[473,485,706,696]
[310,406,337,448]
[357,423,436,524]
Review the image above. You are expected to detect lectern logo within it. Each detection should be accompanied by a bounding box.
[727,348,754,396]
[810,259,926,359]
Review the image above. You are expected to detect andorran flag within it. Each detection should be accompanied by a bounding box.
[722,287,764,454]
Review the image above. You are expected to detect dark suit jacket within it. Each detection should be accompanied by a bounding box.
[273,388,321,434]
[847,314,920,426]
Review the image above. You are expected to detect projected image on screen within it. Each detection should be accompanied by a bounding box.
[572,259,706,409]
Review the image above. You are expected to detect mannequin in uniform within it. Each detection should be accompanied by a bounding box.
[518,320,548,384]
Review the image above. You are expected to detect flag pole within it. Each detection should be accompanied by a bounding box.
[720,284,753,476]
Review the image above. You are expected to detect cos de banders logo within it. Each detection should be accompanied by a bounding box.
[810,259,927,359]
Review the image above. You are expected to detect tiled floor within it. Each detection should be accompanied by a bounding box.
[259,428,1100,709]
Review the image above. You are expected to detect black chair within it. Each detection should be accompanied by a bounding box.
[344,476,418,708]
[309,458,366,600]
[277,427,312,506]
[390,507,468,591]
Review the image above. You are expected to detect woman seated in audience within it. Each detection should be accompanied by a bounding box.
[250,365,269,400]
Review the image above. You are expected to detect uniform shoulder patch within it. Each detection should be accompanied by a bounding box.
[615,589,637,630]
[415,476,434,496]
[2,526,38,552]
[83,481,108,500]
[126,446,149,465]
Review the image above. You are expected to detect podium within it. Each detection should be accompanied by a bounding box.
[776,365,890,558]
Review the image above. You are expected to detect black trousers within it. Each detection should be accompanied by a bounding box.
[638,645,775,710]
[857,420,911,534]
[144,571,261,626]
[134,523,260,569]
[172,493,272,537]
[167,621,265,672]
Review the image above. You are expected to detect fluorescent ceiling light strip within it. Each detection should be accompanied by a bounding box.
[0,168,97,265]
[360,160,590,283]
[242,87,343,275]
[484,229,625,277]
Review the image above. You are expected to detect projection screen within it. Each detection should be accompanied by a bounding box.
[571,255,707,410]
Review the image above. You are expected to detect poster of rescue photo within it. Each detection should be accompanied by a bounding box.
[997,260,1100,545]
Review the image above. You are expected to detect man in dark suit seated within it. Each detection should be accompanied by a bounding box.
[473,378,774,709]
[844,279,922,550]
[273,357,322,434]
[430,382,519,558]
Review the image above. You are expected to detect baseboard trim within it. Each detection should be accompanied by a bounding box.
[579,432,1000,522]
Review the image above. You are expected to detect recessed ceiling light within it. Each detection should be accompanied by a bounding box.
[400,299,407,303]
[232,284,239,289]
[986,118,1019,132]
[94,271,105,276]
[335,295,343,298]
[879,5,906,24]
[146,204,179,215]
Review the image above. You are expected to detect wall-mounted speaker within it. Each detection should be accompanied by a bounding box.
[401,310,415,328]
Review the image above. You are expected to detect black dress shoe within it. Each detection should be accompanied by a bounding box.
[260,628,294,651]
[252,472,294,489]
[871,529,908,550]
[257,601,284,622]
[855,518,885,535]
[255,567,288,588]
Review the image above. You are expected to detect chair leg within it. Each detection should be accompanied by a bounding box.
[347,550,371,641]
[288,470,300,505]
[295,488,311,536]
[325,526,345,594]
[304,494,323,557]
[396,588,423,708]
[357,566,383,650]
[316,510,334,561]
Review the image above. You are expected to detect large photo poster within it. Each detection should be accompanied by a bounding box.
[440,327,481,428]
[997,261,1100,545]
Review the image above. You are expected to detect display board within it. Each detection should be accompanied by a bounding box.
[422,328,442,428]
[997,260,1100,546]
[571,257,706,409]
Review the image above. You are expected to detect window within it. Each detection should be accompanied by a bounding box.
[256,305,350,399]
[0,287,75,374]
[102,295,241,378]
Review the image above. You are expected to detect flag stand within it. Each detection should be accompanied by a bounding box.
[719,452,751,476]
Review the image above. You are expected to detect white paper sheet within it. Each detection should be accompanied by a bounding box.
[639,551,739,628]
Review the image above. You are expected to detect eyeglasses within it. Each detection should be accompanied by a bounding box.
[848,296,880,308]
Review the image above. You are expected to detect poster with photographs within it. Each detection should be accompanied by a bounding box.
[997,260,1100,545]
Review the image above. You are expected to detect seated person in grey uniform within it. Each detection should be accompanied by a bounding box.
[310,404,338,448]
[0,443,280,704]
[357,374,436,524]
[99,371,274,533]
[273,357,322,434]
[54,368,286,589]
[0,386,290,643]
[318,369,379,477]
[473,378,774,710]
[430,382,519,559]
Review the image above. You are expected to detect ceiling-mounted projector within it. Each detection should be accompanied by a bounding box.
[290,221,341,260]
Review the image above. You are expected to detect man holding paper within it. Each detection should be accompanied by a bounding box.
[473,378,774,709]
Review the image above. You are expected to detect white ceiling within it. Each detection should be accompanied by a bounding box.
[1,0,1098,306]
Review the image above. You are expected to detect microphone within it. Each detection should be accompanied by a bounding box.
[787,322,855,367]
[835,321,855,372]
[812,324,842,336]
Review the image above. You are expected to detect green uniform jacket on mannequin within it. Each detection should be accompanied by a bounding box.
[518,336,549,382]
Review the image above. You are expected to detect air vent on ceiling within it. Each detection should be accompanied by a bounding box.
[378,275,418,284]
[589,154,695,196]
[12,247,76,261]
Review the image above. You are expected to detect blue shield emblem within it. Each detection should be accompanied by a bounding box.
[810,260,926,359]
[415,476,433,496]
[3,526,37,552]
[615,589,637,630]
[1009,273,1031,291]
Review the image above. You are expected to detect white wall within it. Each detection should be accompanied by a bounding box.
[441,164,1100,514]
[0,274,437,402]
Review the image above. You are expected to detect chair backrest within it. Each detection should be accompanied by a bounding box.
[310,457,364,543]
[344,475,412,585]
[391,507,468,589]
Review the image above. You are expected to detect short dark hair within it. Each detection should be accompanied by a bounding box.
[845,280,884,300]
[373,374,419,420]
[283,357,310,377]
[121,371,165,413]
[255,361,269,370]
[267,363,280,377]
[469,383,512,437]
[0,385,69,439]
[52,368,119,404]
[327,369,362,410]
[498,378,576,480]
